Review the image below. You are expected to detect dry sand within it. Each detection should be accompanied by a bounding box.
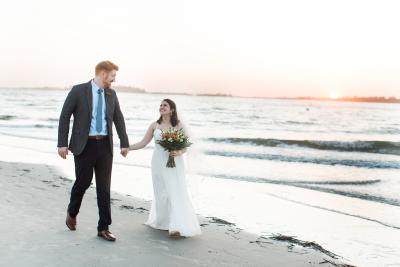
[0,161,351,267]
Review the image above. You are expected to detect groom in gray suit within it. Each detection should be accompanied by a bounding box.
[57,61,129,241]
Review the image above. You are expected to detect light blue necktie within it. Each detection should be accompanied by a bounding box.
[96,89,103,133]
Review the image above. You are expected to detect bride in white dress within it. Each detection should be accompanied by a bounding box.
[128,99,201,238]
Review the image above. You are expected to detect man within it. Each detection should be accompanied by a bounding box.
[57,61,130,241]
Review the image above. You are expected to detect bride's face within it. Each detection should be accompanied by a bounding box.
[159,101,172,116]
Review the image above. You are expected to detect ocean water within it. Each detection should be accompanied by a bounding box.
[0,88,399,266]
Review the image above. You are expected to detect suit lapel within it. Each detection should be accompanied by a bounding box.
[85,81,93,117]
[104,88,112,120]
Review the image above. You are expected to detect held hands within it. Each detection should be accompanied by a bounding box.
[58,147,68,159]
[120,148,129,157]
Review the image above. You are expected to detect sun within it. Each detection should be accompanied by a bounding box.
[328,91,340,99]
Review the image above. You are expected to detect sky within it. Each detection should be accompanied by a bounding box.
[1,0,400,98]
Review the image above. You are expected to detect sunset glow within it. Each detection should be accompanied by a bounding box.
[328,91,340,100]
[1,0,400,98]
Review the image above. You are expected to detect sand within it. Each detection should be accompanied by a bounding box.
[0,161,352,267]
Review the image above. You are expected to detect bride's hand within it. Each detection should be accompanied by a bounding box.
[169,150,181,157]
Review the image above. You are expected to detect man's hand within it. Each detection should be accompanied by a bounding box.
[58,147,68,159]
[120,148,129,157]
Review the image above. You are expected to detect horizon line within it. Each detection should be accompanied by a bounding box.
[0,86,399,101]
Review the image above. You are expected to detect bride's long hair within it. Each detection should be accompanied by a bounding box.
[157,99,180,127]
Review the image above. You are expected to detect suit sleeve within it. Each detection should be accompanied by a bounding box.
[113,92,129,148]
[57,87,77,147]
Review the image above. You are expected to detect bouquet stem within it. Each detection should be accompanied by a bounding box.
[166,155,176,168]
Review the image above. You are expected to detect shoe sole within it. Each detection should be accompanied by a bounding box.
[66,222,76,231]
[97,233,116,242]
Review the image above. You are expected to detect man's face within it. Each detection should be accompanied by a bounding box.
[102,70,117,89]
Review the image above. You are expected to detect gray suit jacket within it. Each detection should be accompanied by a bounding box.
[57,81,129,156]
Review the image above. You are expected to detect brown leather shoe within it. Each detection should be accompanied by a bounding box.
[65,212,76,231]
[97,230,116,242]
[169,231,183,239]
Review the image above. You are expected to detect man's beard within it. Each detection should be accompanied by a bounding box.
[103,80,112,89]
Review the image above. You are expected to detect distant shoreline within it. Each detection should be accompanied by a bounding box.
[276,96,400,104]
[0,86,234,98]
[0,86,399,103]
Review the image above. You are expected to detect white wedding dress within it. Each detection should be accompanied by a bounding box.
[145,126,201,237]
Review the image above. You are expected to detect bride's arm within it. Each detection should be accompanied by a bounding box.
[128,123,155,151]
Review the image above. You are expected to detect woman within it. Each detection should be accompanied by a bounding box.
[128,99,201,238]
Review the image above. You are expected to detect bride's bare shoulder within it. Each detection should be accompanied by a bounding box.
[150,121,158,130]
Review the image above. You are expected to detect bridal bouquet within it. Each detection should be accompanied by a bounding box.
[156,128,192,168]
